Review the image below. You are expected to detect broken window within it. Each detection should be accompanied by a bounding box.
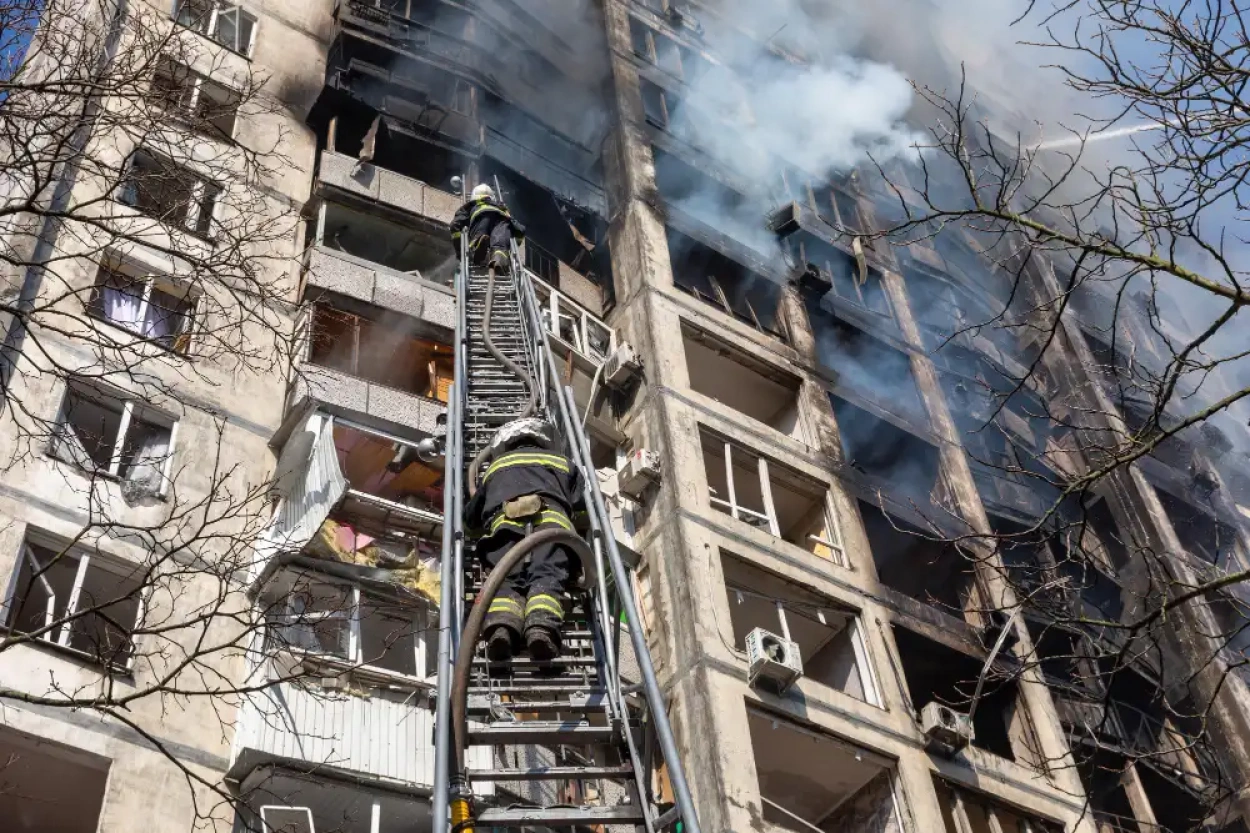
[668,227,786,340]
[264,570,434,679]
[722,552,878,703]
[4,538,144,668]
[533,278,614,361]
[700,429,844,563]
[683,326,803,441]
[901,260,962,338]
[307,303,454,400]
[786,230,891,317]
[1074,747,1152,833]
[0,728,109,833]
[485,162,613,287]
[934,780,1061,833]
[333,421,444,517]
[640,77,675,128]
[151,58,241,140]
[746,708,905,833]
[175,1,258,56]
[51,381,176,496]
[811,183,863,233]
[1152,485,1242,568]
[894,627,1023,760]
[861,500,970,611]
[118,150,221,236]
[87,264,196,353]
[631,17,702,80]
[830,395,941,501]
[805,301,922,420]
[318,200,455,282]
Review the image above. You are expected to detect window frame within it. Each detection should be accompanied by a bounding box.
[87,263,198,354]
[51,381,179,495]
[151,58,242,141]
[268,574,433,684]
[173,0,258,58]
[118,149,222,238]
[724,580,881,706]
[704,434,846,565]
[2,538,146,671]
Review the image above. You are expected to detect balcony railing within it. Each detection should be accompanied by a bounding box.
[527,269,614,364]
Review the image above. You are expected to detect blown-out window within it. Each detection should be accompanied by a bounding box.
[51,381,177,498]
[4,538,144,669]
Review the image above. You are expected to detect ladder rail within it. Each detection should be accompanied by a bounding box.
[432,237,471,833]
[512,233,704,833]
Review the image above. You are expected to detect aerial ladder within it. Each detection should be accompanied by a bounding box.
[430,185,703,833]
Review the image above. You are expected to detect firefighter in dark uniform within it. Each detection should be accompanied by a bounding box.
[451,184,526,273]
[465,418,585,663]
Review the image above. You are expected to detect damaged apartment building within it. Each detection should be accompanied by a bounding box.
[4,1,1250,833]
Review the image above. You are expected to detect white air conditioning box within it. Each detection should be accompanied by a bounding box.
[920,701,974,755]
[604,342,642,389]
[619,448,661,499]
[745,627,803,692]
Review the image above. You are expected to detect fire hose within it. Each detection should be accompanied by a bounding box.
[466,264,539,497]
[447,528,595,832]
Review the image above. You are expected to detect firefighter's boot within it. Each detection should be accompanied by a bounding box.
[484,592,524,663]
[524,591,565,662]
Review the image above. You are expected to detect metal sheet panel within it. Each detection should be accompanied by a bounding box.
[235,676,493,791]
[254,414,348,569]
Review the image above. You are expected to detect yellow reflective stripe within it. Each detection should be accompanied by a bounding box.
[536,510,573,530]
[470,203,508,223]
[489,515,527,534]
[488,509,573,534]
[451,231,461,238]
[526,596,564,618]
[488,598,523,613]
[484,453,570,479]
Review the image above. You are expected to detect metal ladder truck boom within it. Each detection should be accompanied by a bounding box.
[429,184,703,833]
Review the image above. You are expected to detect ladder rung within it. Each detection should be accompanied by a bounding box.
[467,720,617,745]
[473,656,597,669]
[475,804,646,827]
[467,764,634,782]
[467,693,608,715]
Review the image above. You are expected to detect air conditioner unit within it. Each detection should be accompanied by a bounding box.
[261,806,316,833]
[745,627,803,692]
[618,448,661,499]
[919,701,974,756]
[604,342,642,389]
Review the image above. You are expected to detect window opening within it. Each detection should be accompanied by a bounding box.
[5,538,144,668]
[151,58,241,140]
[175,1,258,56]
[700,430,843,563]
[51,381,176,496]
[721,552,878,704]
[87,264,196,353]
[118,150,221,236]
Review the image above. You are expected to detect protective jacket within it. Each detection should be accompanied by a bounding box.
[465,445,583,533]
[450,197,526,262]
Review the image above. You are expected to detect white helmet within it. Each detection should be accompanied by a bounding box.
[471,183,495,201]
[491,418,553,452]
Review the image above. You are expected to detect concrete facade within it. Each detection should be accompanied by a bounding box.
[3,1,1250,833]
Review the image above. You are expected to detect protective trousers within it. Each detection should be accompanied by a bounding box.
[478,508,583,643]
[469,223,514,271]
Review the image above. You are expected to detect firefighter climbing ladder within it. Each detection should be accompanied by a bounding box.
[431,194,703,833]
